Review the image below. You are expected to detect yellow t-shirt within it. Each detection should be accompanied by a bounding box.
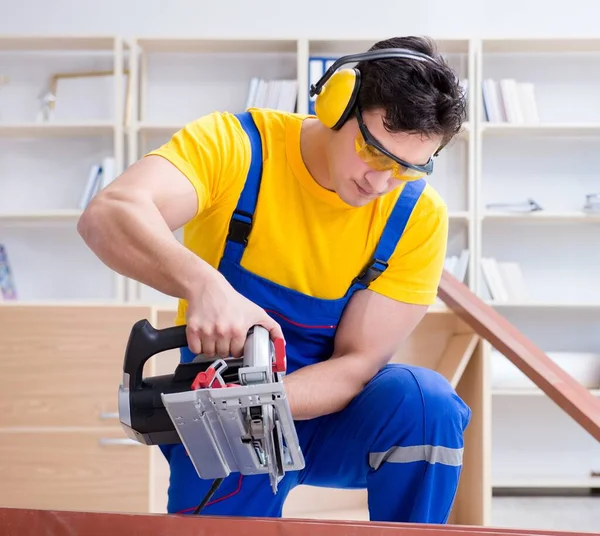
[146,108,448,326]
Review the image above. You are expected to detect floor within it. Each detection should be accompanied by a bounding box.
[491,495,600,533]
[289,495,600,533]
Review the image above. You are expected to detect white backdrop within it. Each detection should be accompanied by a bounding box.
[0,0,599,39]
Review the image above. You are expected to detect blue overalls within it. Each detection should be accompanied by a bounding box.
[159,111,472,523]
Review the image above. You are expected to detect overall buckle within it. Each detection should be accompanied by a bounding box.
[227,210,253,246]
[354,258,388,286]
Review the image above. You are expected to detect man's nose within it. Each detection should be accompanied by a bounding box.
[365,170,393,193]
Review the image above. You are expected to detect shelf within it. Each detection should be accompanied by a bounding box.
[482,37,600,54]
[308,37,471,55]
[481,211,600,223]
[493,477,600,489]
[449,211,471,221]
[135,37,298,54]
[493,388,600,397]
[135,123,183,136]
[481,123,600,136]
[0,122,115,138]
[487,301,600,310]
[0,35,117,52]
[0,210,82,222]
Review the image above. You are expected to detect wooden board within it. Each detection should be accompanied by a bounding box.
[437,270,600,442]
[0,507,598,536]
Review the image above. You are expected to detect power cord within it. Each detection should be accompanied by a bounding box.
[193,478,224,515]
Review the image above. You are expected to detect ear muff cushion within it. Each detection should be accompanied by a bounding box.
[314,68,360,130]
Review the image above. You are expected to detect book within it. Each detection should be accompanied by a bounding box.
[0,244,17,300]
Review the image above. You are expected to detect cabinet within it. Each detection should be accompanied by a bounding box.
[0,303,152,512]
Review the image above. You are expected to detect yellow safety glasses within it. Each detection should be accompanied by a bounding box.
[354,106,436,181]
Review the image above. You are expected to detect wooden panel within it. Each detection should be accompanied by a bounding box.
[149,307,181,376]
[0,428,150,512]
[149,447,170,513]
[392,312,469,370]
[0,304,152,428]
[3,506,597,536]
[436,333,480,388]
[438,269,600,442]
[283,486,367,520]
[447,341,492,526]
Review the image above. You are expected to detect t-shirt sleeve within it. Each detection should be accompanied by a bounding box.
[368,186,449,306]
[144,111,250,218]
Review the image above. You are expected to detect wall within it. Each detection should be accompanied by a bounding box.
[0,0,599,39]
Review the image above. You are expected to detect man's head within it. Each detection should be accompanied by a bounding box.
[321,36,467,207]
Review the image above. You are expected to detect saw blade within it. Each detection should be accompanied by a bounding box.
[272,416,285,478]
[261,403,279,493]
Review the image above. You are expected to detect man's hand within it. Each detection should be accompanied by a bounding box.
[283,288,429,420]
[184,270,284,358]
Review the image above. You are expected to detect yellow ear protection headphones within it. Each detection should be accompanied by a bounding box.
[309,48,442,181]
[309,47,438,131]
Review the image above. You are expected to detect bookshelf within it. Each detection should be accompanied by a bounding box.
[0,35,128,302]
[1,33,598,498]
[474,37,600,492]
[123,36,475,302]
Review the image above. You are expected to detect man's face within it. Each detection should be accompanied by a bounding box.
[326,107,442,207]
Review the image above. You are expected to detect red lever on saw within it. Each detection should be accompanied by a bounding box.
[272,338,286,373]
[192,359,231,390]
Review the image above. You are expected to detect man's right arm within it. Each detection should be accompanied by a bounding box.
[77,154,216,301]
[77,113,284,358]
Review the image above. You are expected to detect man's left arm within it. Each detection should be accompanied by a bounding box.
[283,290,428,420]
[283,189,449,420]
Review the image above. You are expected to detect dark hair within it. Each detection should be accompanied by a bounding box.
[356,36,467,150]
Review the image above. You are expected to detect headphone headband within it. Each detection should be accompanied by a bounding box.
[309,47,437,98]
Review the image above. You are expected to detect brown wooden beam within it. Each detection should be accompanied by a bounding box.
[437,270,600,443]
[1,507,598,536]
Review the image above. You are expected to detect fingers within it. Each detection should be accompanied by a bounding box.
[186,308,285,363]
[200,334,217,358]
[229,330,247,358]
[185,325,202,355]
[215,334,231,359]
[261,314,285,345]
[186,323,217,358]
[187,322,244,359]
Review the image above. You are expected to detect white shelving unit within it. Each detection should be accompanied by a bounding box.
[124,36,475,303]
[124,36,302,305]
[0,35,128,302]
[474,37,600,491]
[1,33,598,494]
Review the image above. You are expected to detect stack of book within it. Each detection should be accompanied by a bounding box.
[482,78,539,124]
[481,257,529,303]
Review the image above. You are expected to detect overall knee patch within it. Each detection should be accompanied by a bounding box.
[365,364,471,472]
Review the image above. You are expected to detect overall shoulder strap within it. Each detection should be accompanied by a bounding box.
[351,178,427,290]
[222,111,264,265]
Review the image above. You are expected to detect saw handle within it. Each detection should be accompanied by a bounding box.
[123,319,188,391]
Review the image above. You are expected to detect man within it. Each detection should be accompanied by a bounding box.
[78,35,471,523]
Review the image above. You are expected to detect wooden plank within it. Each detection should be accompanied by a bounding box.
[437,270,600,442]
[1,507,598,536]
[435,333,480,388]
[447,341,492,526]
